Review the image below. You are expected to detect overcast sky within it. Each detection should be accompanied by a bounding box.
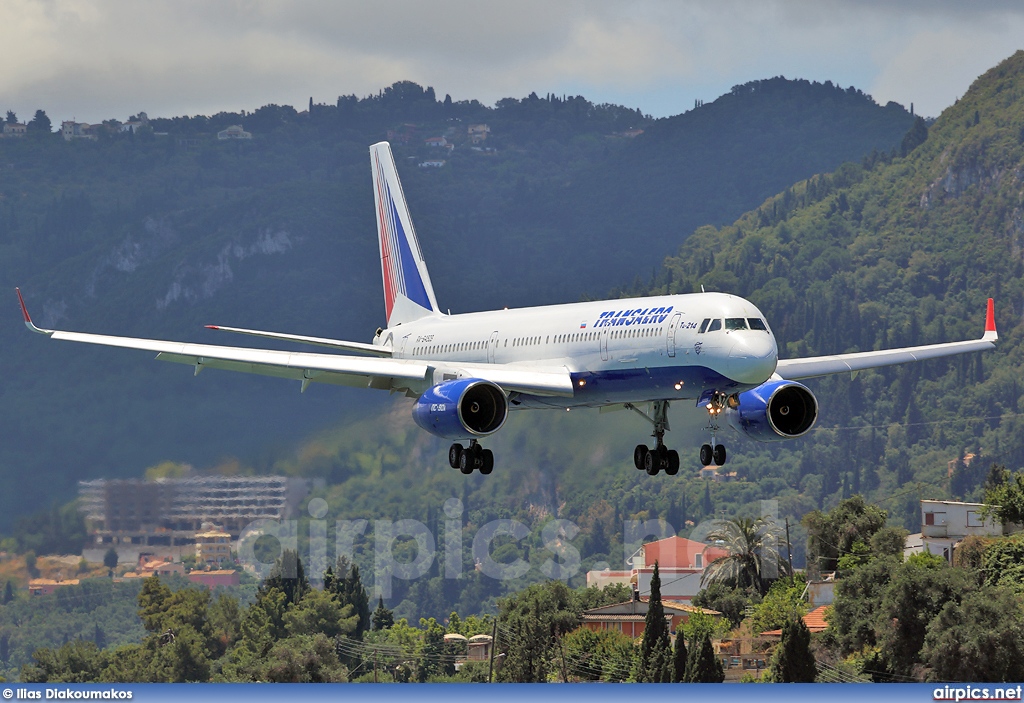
[1,1,1023,126]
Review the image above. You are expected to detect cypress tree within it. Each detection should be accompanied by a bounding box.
[636,562,672,682]
[673,629,687,682]
[372,595,394,630]
[769,616,816,682]
[2,580,14,604]
[686,631,724,683]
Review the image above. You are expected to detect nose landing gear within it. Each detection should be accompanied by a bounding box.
[448,440,494,475]
[627,400,681,476]
[699,391,730,466]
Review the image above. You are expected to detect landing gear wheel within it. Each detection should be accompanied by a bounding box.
[644,449,659,475]
[459,449,474,474]
[713,444,727,466]
[449,443,464,469]
[700,444,713,466]
[633,445,649,470]
[666,450,680,476]
[480,449,494,475]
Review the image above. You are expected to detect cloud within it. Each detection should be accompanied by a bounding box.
[0,0,1022,123]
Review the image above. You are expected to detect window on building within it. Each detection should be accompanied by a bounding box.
[967,511,984,527]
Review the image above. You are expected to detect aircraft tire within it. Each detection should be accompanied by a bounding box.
[666,450,680,475]
[634,445,649,470]
[449,444,464,469]
[459,450,474,474]
[644,450,659,475]
[713,444,727,466]
[480,449,494,475]
[699,444,713,466]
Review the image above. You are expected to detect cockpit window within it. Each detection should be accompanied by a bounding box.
[698,318,711,334]
[725,318,748,331]
[748,318,768,331]
[707,319,722,332]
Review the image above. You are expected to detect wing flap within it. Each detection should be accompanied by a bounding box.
[204,324,392,356]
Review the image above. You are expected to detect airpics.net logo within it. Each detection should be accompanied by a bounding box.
[237,498,788,599]
[934,686,1023,701]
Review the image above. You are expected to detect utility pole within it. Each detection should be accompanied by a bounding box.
[488,619,497,683]
[785,517,794,585]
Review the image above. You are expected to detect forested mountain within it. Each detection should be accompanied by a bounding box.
[1,77,914,526]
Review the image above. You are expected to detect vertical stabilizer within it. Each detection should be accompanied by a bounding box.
[370,142,440,327]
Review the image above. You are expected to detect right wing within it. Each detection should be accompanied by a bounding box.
[775,298,997,381]
[16,289,573,398]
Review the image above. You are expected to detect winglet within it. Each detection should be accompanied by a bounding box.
[205,325,219,330]
[15,288,53,335]
[983,298,998,342]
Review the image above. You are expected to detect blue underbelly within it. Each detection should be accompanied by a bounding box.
[513,365,757,409]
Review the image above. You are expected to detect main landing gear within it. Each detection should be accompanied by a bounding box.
[448,440,494,475]
[627,400,681,476]
[699,391,730,467]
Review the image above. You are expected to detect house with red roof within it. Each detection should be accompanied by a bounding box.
[587,535,730,603]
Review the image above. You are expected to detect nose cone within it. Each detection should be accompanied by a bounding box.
[727,334,778,384]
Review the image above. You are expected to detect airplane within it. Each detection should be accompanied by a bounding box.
[16,141,999,476]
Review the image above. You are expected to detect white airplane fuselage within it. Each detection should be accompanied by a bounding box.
[379,291,778,408]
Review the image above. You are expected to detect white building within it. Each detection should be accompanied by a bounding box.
[217,125,252,140]
[905,499,1008,563]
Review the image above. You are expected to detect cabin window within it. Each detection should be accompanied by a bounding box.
[725,318,748,331]
[748,318,768,331]
[698,318,711,333]
[707,319,722,332]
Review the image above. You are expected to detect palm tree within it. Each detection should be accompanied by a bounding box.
[700,516,786,595]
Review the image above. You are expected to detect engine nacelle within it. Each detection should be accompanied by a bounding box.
[412,378,508,440]
[726,379,818,442]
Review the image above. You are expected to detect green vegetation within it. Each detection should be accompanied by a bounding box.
[768,616,816,682]
[634,562,671,682]
[2,76,913,530]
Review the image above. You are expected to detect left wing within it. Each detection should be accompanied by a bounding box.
[16,289,573,398]
[776,298,997,381]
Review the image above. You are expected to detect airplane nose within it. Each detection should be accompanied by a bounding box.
[727,334,778,383]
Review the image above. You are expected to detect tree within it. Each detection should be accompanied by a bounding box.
[769,617,816,682]
[372,596,394,630]
[261,549,309,607]
[4,111,15,124]
[324,557,370,639]
[635,562,672,682]
[672,627,687,683]
[923,587,1024,682]
[27,109,51,136]
[496,581,579,682]
[983,466,1024,526]
[692,583,757,628]
[2,580,13,605]
[702,516,785,595]
[686,631,724,682]
[283,588,357,640]
[749,576,807,635]
[103,547,119,571]
[803,496,888,576]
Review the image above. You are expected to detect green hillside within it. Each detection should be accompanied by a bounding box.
[0,78,914,526]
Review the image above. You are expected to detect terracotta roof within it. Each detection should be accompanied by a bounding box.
[582,614,648,622]
[760,605,830,636]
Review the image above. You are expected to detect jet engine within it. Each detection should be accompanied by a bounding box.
[725,379,818,441]
[412,378,508,440]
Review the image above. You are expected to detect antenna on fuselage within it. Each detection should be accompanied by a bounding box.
[701,285,706,293]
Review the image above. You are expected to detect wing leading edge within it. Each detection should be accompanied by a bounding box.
[15,289,573,398]
[775,298,997,381]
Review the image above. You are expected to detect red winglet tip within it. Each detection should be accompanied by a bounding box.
[16,287,31,323]
[986,298,996,333]
[205,325,218,330]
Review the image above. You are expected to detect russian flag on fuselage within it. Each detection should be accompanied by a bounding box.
[371,142,438,327]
